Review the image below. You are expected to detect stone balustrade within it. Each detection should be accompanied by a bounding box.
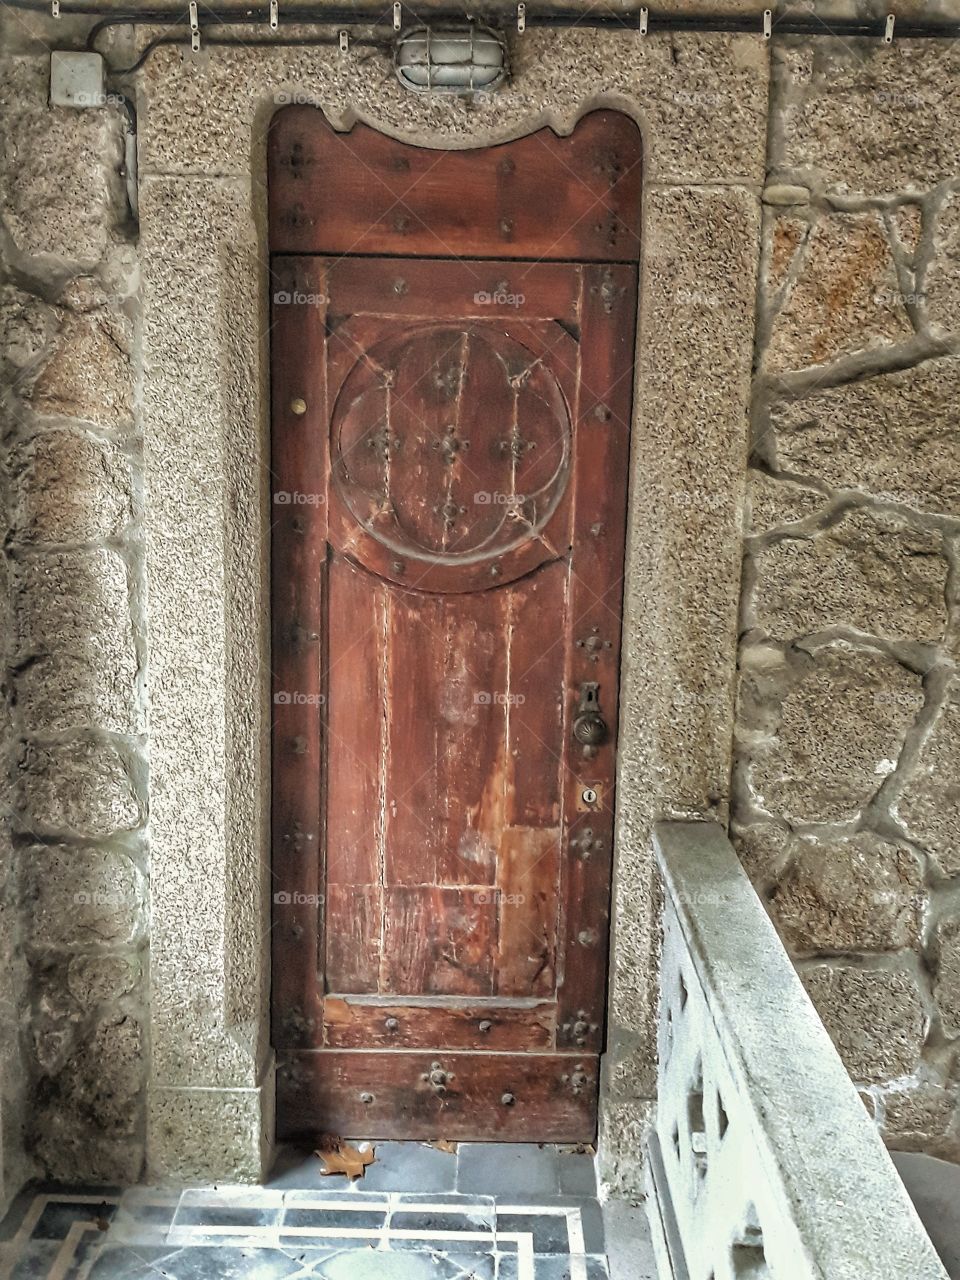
[645,820,949,1280]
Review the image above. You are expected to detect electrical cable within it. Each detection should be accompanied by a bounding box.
[2,0,958,42]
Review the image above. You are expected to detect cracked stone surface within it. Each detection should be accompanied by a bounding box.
[897,684,960,878]
[768,833,924,953]
[762,211,913,371]
[766,358,960,517]
[749,506,948,644]
[740,641,923,825]
[737,29,960,1161]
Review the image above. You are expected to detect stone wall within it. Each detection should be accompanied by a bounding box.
[0,44,148,1196]
[734,37,960,1161]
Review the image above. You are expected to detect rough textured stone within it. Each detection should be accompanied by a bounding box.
[769,834,924,952]
[30,1113,142,1185]
[139,34,768,185]
[745,470,825,533]
[764,212,809,294]
[147,1081,273,1183]
[12,550,139,735]
[8,427,134,545]
[743,642,923,824]
[881,1074,960,1159]
[891,203,924,258]
[763,184,811,207]
[764,211,912,371]
[140,175,268,1098]
[768,358,960,517]
[925,188,960,335]
[56,1013,144,1133]
[750,507,948,642]
[16,737,142,839]
[935,920,960,1039]
[66,954,141,1008]
[731,820,793,893]
[803,963,927,1084]
[598,1097,656,1199]
[0,285,56,375]
[0,57,124,264]
[20,846,144,949]
[604,182,757,1120]
[898,685,960,878]
[23,309,134,429]
[771,38,960,193]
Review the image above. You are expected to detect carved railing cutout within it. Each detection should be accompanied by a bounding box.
[644,821,949,1280]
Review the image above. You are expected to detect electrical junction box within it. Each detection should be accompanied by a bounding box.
[50,51,106,108]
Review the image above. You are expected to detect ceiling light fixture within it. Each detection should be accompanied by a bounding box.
[394,24,507,95]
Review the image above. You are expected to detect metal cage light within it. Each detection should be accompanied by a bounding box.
[394,24,508,95]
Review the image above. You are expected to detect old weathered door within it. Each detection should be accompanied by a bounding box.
[269,107,641,1142]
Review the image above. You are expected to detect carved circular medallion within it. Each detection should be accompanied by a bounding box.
[330,324,571,581]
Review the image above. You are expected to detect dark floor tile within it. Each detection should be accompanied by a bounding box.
[134,1245,307,1278]
[85,1243,181,1278]
[444,1254,496,1280]
[496,1203,601,1254]
[497,1254,611,1280]
[0,1190,43,1242]
[556,1154,597,1197]
[458,1145,559,1197]
[116,1198,178,1227]
[360,1143,458,1193]
[7,1240,62,1279]
[267,1146,329,1190]
[387,1239,493,1256]
[531,1255,610,1279]
[493,1197,604,1254]
[283,1188,390,1206]
[173,1204,281,1229]
[31,1197,117,1240]
[390,1209,494,1234]
[283,1205,386,1230]
[278,1232,380,1250]
[395,1193,495,1209]
[496,1212,568,1254]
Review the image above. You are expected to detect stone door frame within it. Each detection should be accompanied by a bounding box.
[136,31,764,1191]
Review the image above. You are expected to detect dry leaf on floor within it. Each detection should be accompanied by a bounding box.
[428,1138,458,1154]
[314,1139,376,1179]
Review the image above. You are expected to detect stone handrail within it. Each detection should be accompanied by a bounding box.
[644,820,949,1280]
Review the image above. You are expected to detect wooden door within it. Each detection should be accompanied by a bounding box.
[269,108,641,1143]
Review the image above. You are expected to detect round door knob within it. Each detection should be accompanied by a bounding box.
[573,711,608,747]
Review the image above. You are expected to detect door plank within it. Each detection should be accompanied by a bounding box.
[495,826,560,998]
[384,589,507,889]
[322,997,554,1050]
[271,257,329,1050]
[269,109,642,262]
[504,561,567,829]
[324,555,384,890]
[556,263,639,1052]
[278,1050,600,1142]
[381,887,496,996]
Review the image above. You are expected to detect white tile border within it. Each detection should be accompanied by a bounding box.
[0,1190,603,1280]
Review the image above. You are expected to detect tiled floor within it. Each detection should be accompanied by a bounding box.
[0,1143,655,1280]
